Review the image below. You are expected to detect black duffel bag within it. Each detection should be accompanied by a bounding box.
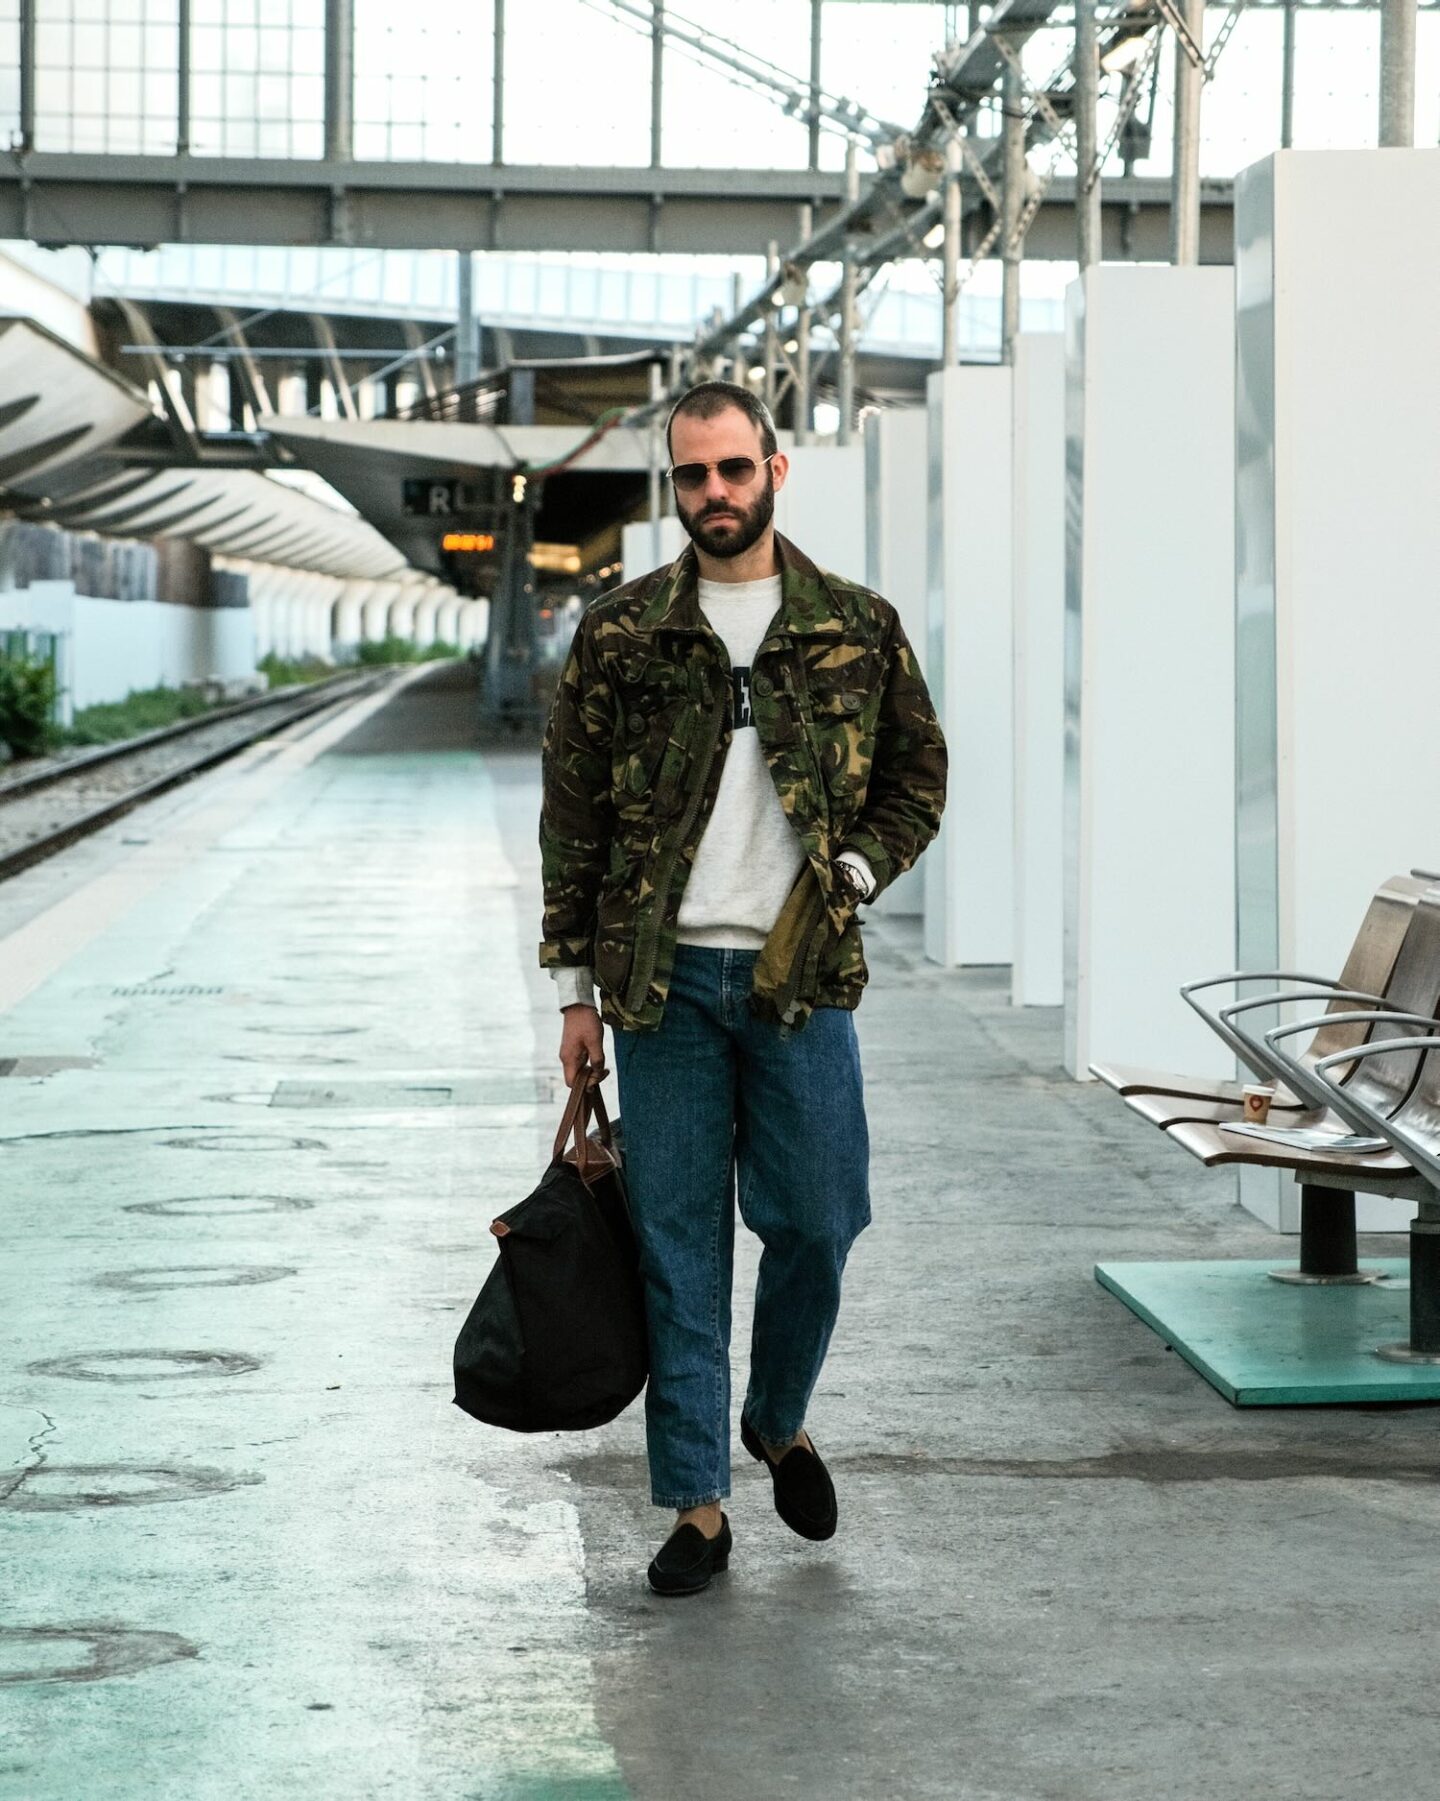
[452,1068,648,1433]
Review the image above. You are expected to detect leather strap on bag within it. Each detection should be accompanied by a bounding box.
[553,1065,619,1190]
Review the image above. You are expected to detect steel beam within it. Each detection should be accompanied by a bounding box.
[1169,0,1205,265]
[177,0,192,156]
[1001,67,1025,363]
[19,0,36,155]
[324,0,354,165]
[493,0,506,165]
[651,1,665,168]
[1379,0,1418,145]
[1074,0,1102,267]
[456,251,478,388]
[836,144,859,445]
[941,138,962,367]
[809,0,824,172]
[1281,0,1297,147]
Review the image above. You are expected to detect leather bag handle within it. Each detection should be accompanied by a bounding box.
[553,1064,616,1189]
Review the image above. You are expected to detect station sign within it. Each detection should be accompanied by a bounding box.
[402,477,490,518]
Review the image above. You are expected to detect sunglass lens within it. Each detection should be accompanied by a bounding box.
[718,458,759,484]
[670,463,707,491]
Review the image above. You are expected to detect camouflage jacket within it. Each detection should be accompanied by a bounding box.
[539,533,947,1032]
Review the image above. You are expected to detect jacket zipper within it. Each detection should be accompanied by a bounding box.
[623,688,728,1017]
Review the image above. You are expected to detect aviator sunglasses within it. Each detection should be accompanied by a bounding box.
[667,452,777,493]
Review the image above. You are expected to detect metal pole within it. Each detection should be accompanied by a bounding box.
[941,136,962,368]
[1169,0,1204,266]
[177,0,192,155]
[19,0,35,155]
[1280,0,1297,149]
[456,252,478,390]
[648,361,663,567]
[1001,65,1025,364]
[651,0,664,167]
[492,0,506,165]
[1379,0,1417,146]
[793,205,812,446]
[808,0,823,172]
[1074,0,1101,268]
[323,0,354,164]
[763,240,780,411]
[837,142,859,445]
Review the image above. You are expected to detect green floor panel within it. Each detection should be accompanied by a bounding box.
[1094,1258,1440,1406]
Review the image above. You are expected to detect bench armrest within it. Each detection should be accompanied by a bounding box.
[1309,1036,1440,1189]
[1266,1010,1440,1134]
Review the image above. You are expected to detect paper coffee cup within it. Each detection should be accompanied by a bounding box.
[1242,1084,1273,1124]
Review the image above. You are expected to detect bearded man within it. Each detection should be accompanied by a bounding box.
[539,380,946,1595]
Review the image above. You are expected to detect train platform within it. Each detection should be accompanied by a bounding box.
[4,662,1438,1801]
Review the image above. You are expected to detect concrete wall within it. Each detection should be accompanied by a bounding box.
[863,407,929,919]
[1011,335,1067,1007]
[1063,266,1236,1082]
[925,365,1014,969]
[0,581,256,719]
[1234,148,1440,1232]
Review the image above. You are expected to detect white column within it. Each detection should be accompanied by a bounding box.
[362,582,395,642]
[774,444,867,585]
[862,407,929,919]
[1063,265,1236,1081]
[1235,149,1440,1231]
[1010,334,1067,1007]
[924,365,1015,968]
[333,580,368,653]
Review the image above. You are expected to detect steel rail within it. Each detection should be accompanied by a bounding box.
[0,672,371,802]
[0,670,387,883]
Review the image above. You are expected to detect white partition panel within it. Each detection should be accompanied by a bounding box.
[620,516,687,582]
[1063,266,1236,1081]
[924,365,1014,968]
[775,445,867,585]
[863,407,929,919]
[1011,334,1066,1006]
[1235,149,1440,1232]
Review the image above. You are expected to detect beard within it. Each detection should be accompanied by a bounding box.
[677,470,775,560]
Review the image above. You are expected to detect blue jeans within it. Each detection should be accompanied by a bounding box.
[613,944,871,1510]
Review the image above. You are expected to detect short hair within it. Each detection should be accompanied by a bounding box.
[665,380,778,464]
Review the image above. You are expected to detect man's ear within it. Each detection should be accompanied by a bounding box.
[770,451,790,496]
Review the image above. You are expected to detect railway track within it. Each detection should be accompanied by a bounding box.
[0,670,389,882]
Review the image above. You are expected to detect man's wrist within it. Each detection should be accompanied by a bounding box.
[551,964,598,1011]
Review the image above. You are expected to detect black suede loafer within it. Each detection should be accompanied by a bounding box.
[647,1513,732,1597]
[740,1413,838,1541]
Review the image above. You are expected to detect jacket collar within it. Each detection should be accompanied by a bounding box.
[636,532,846,638]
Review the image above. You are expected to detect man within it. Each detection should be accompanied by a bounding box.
[539,380,946,1596]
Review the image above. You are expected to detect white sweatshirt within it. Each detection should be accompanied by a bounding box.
[552,573,873,1011]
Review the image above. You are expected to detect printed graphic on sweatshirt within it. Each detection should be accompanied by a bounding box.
[731,667,753,730]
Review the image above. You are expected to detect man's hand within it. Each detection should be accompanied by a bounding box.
[559,1004,605,1088]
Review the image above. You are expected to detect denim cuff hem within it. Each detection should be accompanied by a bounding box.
[652,1490,729,1509]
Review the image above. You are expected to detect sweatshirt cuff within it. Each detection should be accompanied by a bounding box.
[551,965,598,1011]
[836,850,877,901]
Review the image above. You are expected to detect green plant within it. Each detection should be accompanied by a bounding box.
[0,652,61,758]
[62,684,214,747]
[420,639,464,661]
[257,652,334,687]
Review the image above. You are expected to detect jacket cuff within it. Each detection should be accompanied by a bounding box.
[836,850,877,901]
[837,831,895,897]
[551,965,598,1011]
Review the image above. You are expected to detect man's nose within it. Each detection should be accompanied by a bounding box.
[702,467,731,502]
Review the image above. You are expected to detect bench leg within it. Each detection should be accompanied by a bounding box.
[1376,1198,1440,1363]
[1268,1185,1385,1286]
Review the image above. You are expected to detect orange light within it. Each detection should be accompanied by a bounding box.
[441,531,496,553]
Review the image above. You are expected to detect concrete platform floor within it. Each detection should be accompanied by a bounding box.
[3,662,1438,1801]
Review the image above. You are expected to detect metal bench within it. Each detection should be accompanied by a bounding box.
[1099,877,1440,1288]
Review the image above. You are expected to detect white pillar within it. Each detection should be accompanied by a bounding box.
[361,582,396,643]
[924,365,1015,968]
[773,445,866,586]
[1063,265,1235,1081]
[1234,149,1440,1230]
[436,596,464,645]
[1010,334,1067,1007]
[412,590,443,646]
[862,407,929,920]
